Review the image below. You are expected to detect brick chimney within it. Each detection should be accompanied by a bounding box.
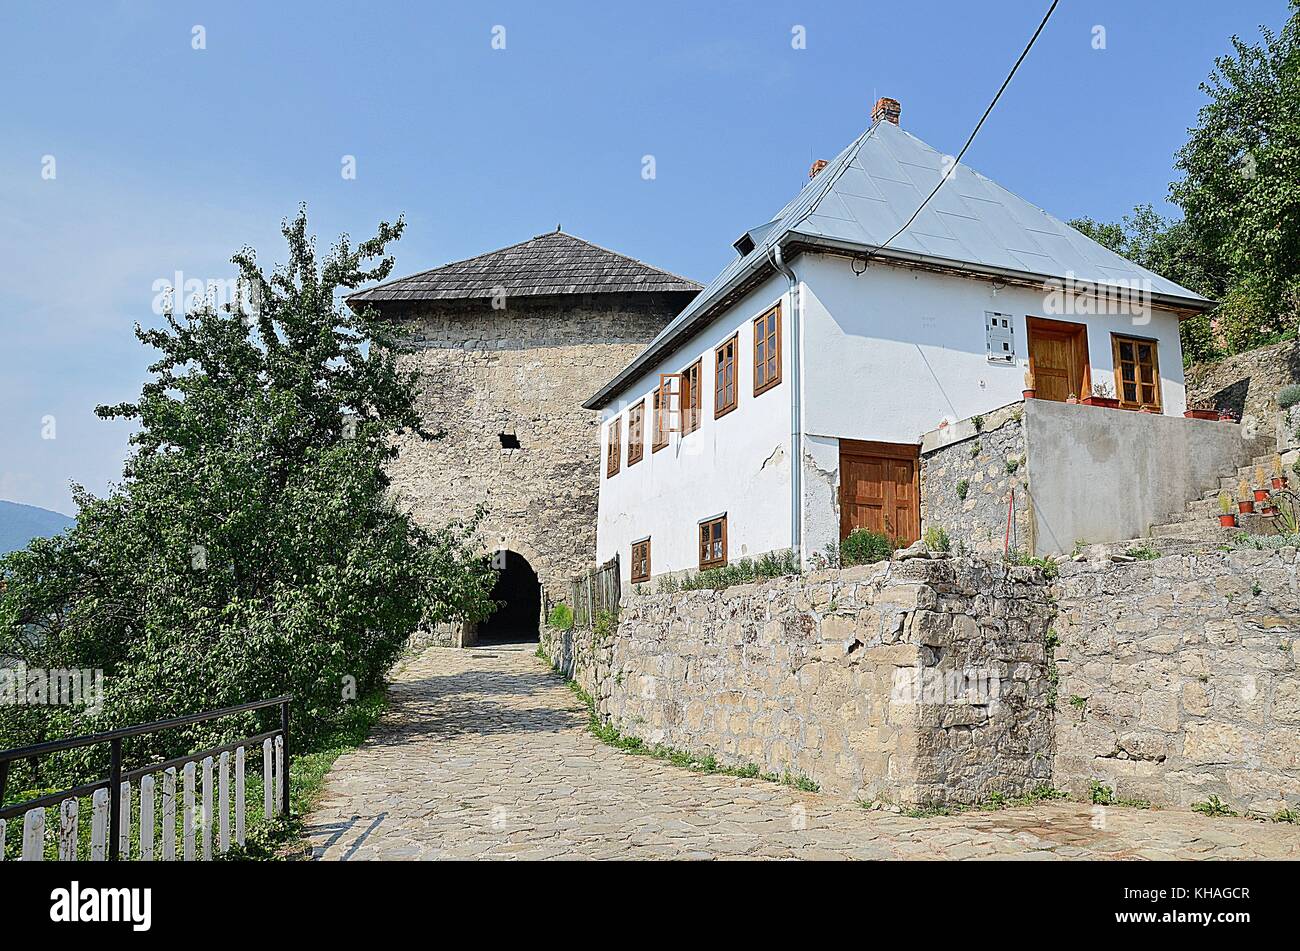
[872,96,901,126]
[808,159,828,179]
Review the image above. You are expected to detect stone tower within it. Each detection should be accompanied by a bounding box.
[347,230,699,645]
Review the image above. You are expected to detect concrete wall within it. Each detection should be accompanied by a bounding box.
[1054,549,1300,815]
[542,556,1056,806]
[1024,400,1244,554]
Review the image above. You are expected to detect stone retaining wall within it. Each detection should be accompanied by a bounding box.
[543,556,1055,806]
[1053,548,1300,815]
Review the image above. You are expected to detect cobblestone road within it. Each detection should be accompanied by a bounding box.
[306,645,1300,860]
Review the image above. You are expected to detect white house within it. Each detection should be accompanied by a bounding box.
[586,98,1213,584]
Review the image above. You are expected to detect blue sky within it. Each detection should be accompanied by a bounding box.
[0,0,1289,515]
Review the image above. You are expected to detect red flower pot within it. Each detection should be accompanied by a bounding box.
[1022,389,1036,400]
[1218,410,1237,422]
[1219,514,1238,527]
[1184,408,1218,420]
[1254,489,1270,503]
[1082,396,1121,409]
[1272,477,1287,490]
[1239,500,1255,514]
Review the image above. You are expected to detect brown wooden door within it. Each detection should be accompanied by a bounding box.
[1027,317,1090,403]
[839,440,919,545]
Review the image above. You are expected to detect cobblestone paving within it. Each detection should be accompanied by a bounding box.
[307,645,1300,860]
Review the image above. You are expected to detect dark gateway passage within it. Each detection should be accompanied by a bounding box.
[477,550,541,643]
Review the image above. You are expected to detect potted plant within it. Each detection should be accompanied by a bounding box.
[1022,370,1036,401]
[1184,401,1218,421]
[1082,380,1120,409]
[1066,392,1079,405]
[1217,408,1238,423]
[1262,493,1280,517]
[1238,479,1255,514]
[1254,467,1270,504]
[1218,492,1237,527]
[1139,404,1159,414]
[1271,454,1288,490]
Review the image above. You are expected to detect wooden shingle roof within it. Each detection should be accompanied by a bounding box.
[348,229,701,303]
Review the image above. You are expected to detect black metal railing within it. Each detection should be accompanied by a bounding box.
[0,695,291,860]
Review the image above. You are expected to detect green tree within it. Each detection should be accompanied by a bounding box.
[0,208,497,790]
[1171,2,1300,352]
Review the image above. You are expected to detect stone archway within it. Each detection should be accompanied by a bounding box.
[477,550,541,643]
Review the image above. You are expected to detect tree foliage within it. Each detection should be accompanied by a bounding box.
[0,208,497,790]
[1069,4,1299,363]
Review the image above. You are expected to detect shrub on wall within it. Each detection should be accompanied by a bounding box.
[547,602,574,630]
[1278,384,1300,409]
[840,529,897,567]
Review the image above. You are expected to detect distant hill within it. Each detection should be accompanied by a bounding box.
[0,500,76,555]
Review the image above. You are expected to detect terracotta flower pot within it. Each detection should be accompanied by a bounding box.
[1218,410,1237,422]
[1184,408,1218,420]
[1139,405,1158,414]
[1263,507,1279,517]
[1254,489,1270,503]
[1066,395,1079,405]
[1239,500,1255,514]
[1082,396,1120,409]
[1272,477,1287,490]
[1022,389,1036,400]
[1219,513,1237,527]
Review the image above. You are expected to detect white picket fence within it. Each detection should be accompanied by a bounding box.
[0,736,284,862]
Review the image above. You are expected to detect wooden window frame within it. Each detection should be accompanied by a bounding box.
[630,537,651,584]
[627,400,645,466]
[651,386,669,452]
[682,359,702,435]
[753,304,782,396]
[714,333,738,419]
[606,416,621,477]
[698,514,728,570]
[1111,333,1162,412]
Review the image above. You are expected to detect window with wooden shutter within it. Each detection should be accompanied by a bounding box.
[627,400,645,465]
[682,359,702,434]
[606,416,621,477]
[1112,335,1162,411]
[698,514,727,569]
[753,304,781,396]
[631,538,651,583]
[714,334,738,417]
[651,386,668,452]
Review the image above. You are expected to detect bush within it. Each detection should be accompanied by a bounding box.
[923,525,951,553]
[840,529,896,567]
[546,603,574,630]
[1278,384,1300,409]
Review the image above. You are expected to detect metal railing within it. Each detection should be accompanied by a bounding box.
[0,695,291,861]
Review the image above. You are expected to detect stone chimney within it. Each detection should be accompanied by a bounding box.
[808,159,828,179]
[872,97,901,126]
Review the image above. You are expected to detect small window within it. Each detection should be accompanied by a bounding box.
[631,538,651,583]
[627,400,645,465]
[498,433,521,449]
[753,304,782,395]
[682,359,702,434]
[651,386,668,452]
[715,334,738,418]
[1112,334,1162,411]
[698,514,727,569]
[606,416,621,477]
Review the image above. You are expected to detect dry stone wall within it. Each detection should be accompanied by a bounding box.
[384,294,677,614]
[1186,339,1300,439]
[1053,548,1300,816]
[921,404,1030,556]
[543,556,1055,806]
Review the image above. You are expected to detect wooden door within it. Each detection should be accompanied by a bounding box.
[1027,317,1090,403]
[839,440,919,545]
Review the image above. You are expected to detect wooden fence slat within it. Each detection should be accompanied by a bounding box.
[219,750,230,855]
[119,781,131,859]
[263,738,273,818]
[58,797,78,860]
[162,767,176,861]
[21,807,44,861]
[201,756,213,861]
[90,788,108,861]
[235,746,246,846]
[274,735,285,814]
[140,774,155,861]
[182,762,195,862]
